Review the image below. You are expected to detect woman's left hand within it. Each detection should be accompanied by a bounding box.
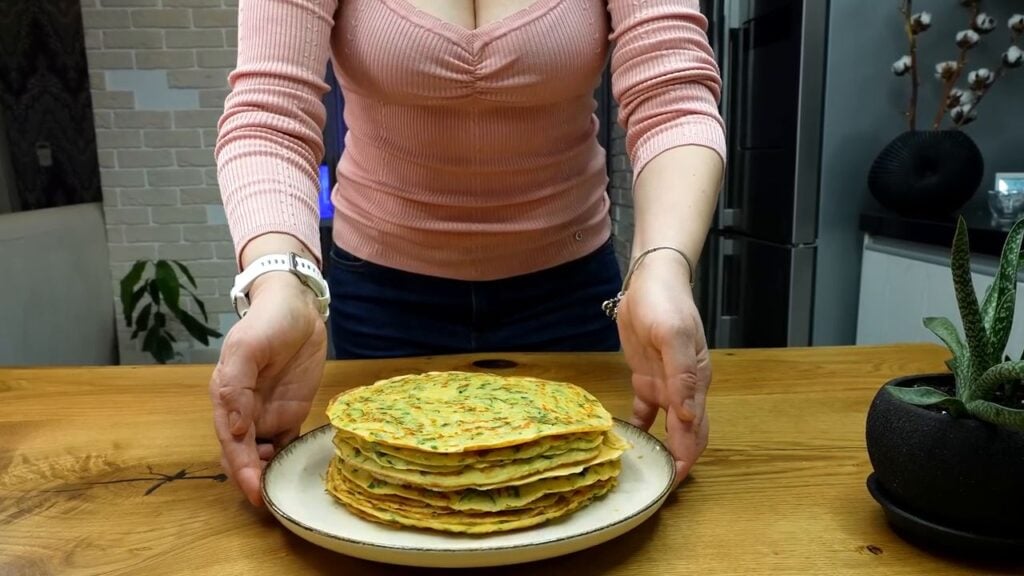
[616,251,711,487]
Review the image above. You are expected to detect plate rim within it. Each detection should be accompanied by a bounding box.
[261,416,676,554]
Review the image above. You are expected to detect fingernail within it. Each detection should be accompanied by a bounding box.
[228,410,241,431]
[679,400,697,421]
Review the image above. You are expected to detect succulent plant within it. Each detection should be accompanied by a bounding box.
[888,216,1024,430]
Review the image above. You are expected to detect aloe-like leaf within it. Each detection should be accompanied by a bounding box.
[951,217,989,388]
[172,260,197,289]
[989,291,1016,365]
[120,260,148,324]
[982,218,1024,327]
[969,360,1024,403]
[887,385,968,417]
[923,316,966,358]
[155,260,181,312]
[923,316,968,386]
[966,399,1024,431]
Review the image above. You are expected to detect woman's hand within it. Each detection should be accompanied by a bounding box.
[209,272,327,506]
[616,251,710,486]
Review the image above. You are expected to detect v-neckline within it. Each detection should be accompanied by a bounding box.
[383,0,563,47]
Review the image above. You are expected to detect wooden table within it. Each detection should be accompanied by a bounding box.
[1,343,1018,575]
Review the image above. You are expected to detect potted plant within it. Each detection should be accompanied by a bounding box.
[119,259,222,364]
[868,1,1023,217]
[865,215,1024,556]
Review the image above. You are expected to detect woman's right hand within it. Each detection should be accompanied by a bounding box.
[209,271,328,506]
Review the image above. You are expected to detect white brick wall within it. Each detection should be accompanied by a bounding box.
[83,0,240,365]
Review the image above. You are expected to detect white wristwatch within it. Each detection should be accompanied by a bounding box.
[230,252,330,321]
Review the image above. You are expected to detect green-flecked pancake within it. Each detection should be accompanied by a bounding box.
[335,431,630,491]
[326,461,617,534]
[334,457,622,512]
[334,429,604,470]
[336,430,606,474]
[326,371,613,452]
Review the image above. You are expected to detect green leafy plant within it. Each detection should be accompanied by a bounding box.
[888,215,1024,430]
[120,259,222,364]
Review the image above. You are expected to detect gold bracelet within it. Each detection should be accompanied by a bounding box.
[601,246,695,320]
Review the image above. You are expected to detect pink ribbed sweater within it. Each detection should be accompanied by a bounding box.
[215,0,725,280]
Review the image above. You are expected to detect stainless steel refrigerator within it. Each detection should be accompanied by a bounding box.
[696,0,830,348]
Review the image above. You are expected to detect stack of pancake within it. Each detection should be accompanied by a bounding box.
[324,371,630,534]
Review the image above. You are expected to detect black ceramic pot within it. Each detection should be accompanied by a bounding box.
[865,373,1024,540]
[868,130,984,217]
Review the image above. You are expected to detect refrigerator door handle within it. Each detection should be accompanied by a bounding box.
[714,238,740,349]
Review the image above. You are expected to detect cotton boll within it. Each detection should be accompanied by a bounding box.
[967,68,994,89]
[1004,45,1024,68]
[950,105,977,126]
[972,13,997,34]
[956,29,981,49]
[892,55,913,76]
[935,60,959,80]
[946,87,967,108]
[911,12,932,33]
[1009,14,1024,34]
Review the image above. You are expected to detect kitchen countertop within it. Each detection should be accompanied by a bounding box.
[1,344,1019,575]
[859,201,1016,257]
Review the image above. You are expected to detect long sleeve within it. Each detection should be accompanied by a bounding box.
[607,0,726,182]
[215,0,339,267]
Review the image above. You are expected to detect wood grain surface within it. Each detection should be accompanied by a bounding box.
[1,343,1019,575]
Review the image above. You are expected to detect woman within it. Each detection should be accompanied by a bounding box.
[210,0,725,507]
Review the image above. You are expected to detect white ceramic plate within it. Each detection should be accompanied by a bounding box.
[262,418,675,568]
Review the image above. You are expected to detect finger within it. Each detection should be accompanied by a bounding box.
[666,404,699,483]
[631,395,659,431]
[257,442,276,461]
[618,309,659,430]
[210,336,264,506]
[274,427,301,452]
[657,322,700,422]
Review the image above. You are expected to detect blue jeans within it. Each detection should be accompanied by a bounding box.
[328,238,623,359]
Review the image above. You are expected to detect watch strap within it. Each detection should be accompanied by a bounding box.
[230,253,330,321]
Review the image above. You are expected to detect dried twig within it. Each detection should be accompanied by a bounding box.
[933,0,980,129]
[901,0,920,130]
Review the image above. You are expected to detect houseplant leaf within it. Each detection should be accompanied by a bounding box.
[171,260,197,289]
[951,217,989,394]
[923,316,968,382]
[124,286,146,328]
[154,333,175,364]
[968,360,1024,403]
[131,303,153,340]
[988,291,1016,366]
[155,260,181,312]
[886,385,968,417]
[119,260,148,323]
[170,307,221,346]
[146,279,162,308]
[966,399,1024,431]
[981,217,1024,333]
[141,324,160,354]
[186,288,208,322]
[981,217,1024,365]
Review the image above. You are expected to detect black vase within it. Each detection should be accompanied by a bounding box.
[868,130,984,217]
